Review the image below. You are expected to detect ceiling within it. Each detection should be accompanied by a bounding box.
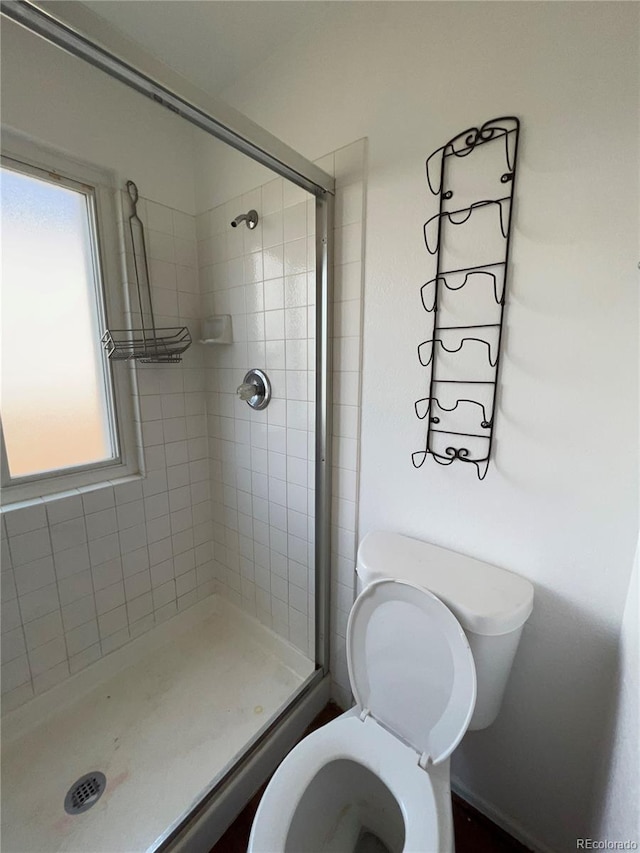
[82,1,336,96]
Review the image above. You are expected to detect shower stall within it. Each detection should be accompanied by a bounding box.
[0,3,364,851]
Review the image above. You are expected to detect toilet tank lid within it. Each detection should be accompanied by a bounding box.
[356,532,534,636]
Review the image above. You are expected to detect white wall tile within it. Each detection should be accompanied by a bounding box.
[19,584,60,624]
[57,571,94,608]
[101,627,130,655]
[145,200,173,234]
[154,601,177,624]
[263,245,284,281]
[1,627,26,664]
[283,239,307,276]
[283,203,307,242]
[334,143,364,185]
[127,593,153,624]
[113,479,144,506]
[147,515,171,544]
[3,502,47,537]
[119,525,148,554]
[95,581,126,616]
[14,556,56,597]
[284,307,307,340]
[148,538,171,567]
[44,493,84,525]
[89,533,120,567]
[85,509,118,541]
[54,544,90,580]
[1,534,13,569]
[62,594,96,632]
[91,558,123,592]
[32,658,71,694]
[1,655,31,693]
[8,528,52,567]
[24,611,63,651]
[152,581,175,610]
[265,310,285,340]
[1,599,22,635]
[116,500,145,531]
[80,485,115,515]
[2,682,34,710]
[50,518,86,553]
[98,605,128,639]
[69,643,101,675]
[151,560,174,588]
[261,179,283,215]
[28,637,67,678]
[124,569,151,602]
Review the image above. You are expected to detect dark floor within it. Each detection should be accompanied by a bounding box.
[211,703,531,853]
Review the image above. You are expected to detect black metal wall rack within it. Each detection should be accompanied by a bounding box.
[412,116,520,480]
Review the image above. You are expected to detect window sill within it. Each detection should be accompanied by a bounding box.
[0,473,143,512]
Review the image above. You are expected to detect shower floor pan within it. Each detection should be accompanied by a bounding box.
[1,594,314,853]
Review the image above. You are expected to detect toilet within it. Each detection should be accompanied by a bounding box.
[248,531,534,853]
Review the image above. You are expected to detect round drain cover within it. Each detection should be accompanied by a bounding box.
[64,772,106,815]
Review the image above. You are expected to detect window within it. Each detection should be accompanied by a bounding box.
[1,138,137,501]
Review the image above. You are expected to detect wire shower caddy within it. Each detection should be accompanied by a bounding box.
[102,180,192,363]
[412,116,521,480]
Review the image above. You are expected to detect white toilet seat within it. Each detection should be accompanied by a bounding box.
[248,713,443,853]
[347,579,476,765]
[249,580,476,853]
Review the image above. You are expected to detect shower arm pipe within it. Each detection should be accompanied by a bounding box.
[1,0,335,199]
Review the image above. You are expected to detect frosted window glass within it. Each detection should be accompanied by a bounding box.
[1,167,115,478]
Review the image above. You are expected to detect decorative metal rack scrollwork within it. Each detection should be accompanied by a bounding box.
[412,116,520,480]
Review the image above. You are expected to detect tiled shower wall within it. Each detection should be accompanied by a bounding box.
[1,196,215,714]
[198,178,317,656]
[1,141,365,714]
[197,140,366,703]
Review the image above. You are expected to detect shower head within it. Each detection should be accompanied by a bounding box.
[230,209,259,230]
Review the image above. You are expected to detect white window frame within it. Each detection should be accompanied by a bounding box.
[0,132,139,503]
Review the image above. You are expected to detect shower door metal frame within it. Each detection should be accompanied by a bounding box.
[1,0,335,846]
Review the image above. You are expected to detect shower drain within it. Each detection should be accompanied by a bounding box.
[64,772,107,815]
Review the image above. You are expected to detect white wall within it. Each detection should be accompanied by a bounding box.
[594,544,639,844]
[594,552,640,840]
[1,20,196,213]
[219,3,639,851]
[192,131,275,213]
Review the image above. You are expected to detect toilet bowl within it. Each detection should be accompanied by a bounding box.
[249,710,451,853]
[249,579,477,853]
[248,533,534,853]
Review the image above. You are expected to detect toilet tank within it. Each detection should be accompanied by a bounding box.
[356,532,534,730]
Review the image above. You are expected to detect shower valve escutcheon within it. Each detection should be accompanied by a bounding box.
[237,368,271,410]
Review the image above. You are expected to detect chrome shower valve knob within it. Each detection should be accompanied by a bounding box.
[237,369,271,410]
[237,382,258,401]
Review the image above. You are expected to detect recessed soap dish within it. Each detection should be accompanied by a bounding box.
[200,315,232,344]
